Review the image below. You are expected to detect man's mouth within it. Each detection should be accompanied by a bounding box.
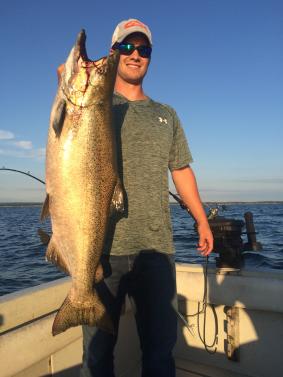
[126,63,140,69]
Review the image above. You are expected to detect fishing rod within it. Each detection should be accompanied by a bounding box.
[169,190,187,209]
[0,167,189,209]
[169,190,220,220]
[1,167,217,225]
[0,167,45,185]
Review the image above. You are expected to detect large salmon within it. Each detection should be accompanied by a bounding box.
[43,30,122,336]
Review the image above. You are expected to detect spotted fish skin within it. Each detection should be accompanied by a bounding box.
[44,30,122,336]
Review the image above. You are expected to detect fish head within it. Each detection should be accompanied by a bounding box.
[61,30,120,107]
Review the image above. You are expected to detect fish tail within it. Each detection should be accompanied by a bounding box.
[52,291,113,336]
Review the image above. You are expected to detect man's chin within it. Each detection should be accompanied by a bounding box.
[122,76,144,85]
[117,71,146,86]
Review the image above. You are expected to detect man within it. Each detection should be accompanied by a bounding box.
[80,19,213,377]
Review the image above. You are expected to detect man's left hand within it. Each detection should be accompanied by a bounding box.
[197,223,214,256]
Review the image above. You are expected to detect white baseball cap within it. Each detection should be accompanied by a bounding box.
[111,19,152,47]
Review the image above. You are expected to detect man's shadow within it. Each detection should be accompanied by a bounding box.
[41,252,178,377]
[103,101,129,257]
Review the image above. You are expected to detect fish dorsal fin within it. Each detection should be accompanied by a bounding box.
[40,194,50,221]
[110,178,124,215]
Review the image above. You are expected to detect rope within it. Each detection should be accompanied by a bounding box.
[177,256,218,354]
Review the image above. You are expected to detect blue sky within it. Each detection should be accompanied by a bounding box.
[0,0,282,202]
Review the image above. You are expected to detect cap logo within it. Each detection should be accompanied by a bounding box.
[124,20,148,31]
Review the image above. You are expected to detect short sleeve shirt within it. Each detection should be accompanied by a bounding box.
[105,92,193,255]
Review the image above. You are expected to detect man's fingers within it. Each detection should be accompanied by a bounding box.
[202,238,213,256]
[197,238,214,256]
[197,238,206,251]
[196,224,214,256]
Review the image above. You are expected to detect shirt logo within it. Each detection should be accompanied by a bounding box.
[158,117,168,124]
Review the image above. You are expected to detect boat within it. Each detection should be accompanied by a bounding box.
[1,263,283,377]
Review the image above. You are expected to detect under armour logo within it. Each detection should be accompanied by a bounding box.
[158,117,168,124]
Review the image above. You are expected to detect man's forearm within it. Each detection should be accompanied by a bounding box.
[171,166,208,225]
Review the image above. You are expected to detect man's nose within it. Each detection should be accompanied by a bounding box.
[130,49,140,60]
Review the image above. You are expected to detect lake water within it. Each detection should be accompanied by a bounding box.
[0,203,282,296]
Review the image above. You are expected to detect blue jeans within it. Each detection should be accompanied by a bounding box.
[80,251,177,377]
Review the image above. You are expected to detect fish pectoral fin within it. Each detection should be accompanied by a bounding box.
[40,194,50,221]
[52,291,114,336]
[46,239,70,276]
[110,178,124,215]
[38,228,51,245]
[52,97,66,137]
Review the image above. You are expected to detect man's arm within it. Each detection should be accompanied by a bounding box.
[171,166,213,256]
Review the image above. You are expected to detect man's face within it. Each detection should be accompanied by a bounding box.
[116,34,151,85]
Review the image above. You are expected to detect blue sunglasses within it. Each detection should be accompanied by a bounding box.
[113,42,152,58]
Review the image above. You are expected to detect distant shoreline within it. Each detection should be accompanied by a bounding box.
[0,202,43,207]
[0,201,282,207]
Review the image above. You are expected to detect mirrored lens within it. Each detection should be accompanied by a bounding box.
[137,46,152,58]
[119,43,135,55]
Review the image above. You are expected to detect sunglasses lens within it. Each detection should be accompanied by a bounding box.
[137,46,152,58]
[119,43,135,55]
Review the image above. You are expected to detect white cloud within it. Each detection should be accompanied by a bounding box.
[0,131,45,160]
[13,140,33,150]
[0,130,14,140]
[0,146,45,159]
[0,149,28,157]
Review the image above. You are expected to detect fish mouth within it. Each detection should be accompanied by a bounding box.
[75,29,118,74]
[61,30,119,107]
[76,29,88,61]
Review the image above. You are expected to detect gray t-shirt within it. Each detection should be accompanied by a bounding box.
[105,92,193,255]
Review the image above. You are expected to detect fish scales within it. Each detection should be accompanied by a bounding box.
[44,30,122,335]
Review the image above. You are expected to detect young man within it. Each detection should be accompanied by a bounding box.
[80,19,213,377]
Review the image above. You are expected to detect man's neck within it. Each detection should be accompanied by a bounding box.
[114,80,148,101]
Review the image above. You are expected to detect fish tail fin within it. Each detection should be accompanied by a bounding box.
[52,291,113,336]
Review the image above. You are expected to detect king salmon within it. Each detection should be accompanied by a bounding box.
[42,30,122,336]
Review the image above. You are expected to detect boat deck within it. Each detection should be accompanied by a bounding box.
[1,264,283,377]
